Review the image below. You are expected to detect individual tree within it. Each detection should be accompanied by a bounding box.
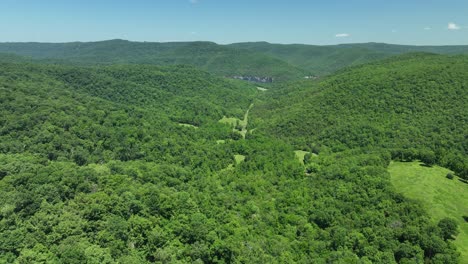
[437,218,459,240]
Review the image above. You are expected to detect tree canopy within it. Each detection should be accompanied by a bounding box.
[0,51,465,263]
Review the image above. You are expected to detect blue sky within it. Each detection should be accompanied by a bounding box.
[0,0,467,45]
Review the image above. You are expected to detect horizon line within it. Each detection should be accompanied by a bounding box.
[0,39,468,47]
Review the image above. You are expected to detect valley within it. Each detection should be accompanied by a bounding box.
[0,40,467,263]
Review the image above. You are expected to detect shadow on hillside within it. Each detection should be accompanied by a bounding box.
[458,178,468,185]
[419,163,433,168]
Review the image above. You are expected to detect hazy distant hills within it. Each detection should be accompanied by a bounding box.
[229,42,390,75]
[0,40,306,81]
[1,40,468,82]
[348,42,468,55]
[230,42,468,75]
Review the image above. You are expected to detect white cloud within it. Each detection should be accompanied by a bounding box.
[335,33,350,38]
[424,27,431,30]
[448,22,460,30]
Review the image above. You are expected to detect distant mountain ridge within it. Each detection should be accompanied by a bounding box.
[0,40,306,82]
[229,42,468,75]
[1,39,468,81]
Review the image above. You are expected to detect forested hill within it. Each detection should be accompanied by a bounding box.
[0,40,306,81]
[229,42,468,75]
[228,42,390,75]
[0,60,258,124]
[2,40,468,82]
[253,53,468,178]
[0,55,463,262]
[348,43,468,55]
[0,61,258,164]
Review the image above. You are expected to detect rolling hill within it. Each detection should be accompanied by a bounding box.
[0,60,260,165]
[389,161,468,262]
[0,40,307,82]
[253,53,468,178]
[230,42,468,76]
[2,40,468,83]
[0,56,462,262]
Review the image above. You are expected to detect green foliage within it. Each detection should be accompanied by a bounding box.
[254,53,468,178]
[0,62,257,168]
[229,42,468,75]
[0,51,464,263]
[1,149,460,263]
[438,218,459,240]
[0,40,306,81]
[4,40,468,83]
[230,42,390,76]
[389,161,468,261]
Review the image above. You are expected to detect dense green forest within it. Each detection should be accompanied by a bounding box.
[228,42,391,75]
[229,42,468,75]
[0,45,466,263]
[0,40,307,82]
[253,53,468,179]
[2,40,468,81]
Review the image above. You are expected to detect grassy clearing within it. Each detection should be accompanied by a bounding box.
[219,116,245,138]
[216,140,226,144]
[218,104,253,139]
[294,150,310,165]
[239,129,248,138]
[234,154,246,164]
[257,87,268,91]
[388,161,468,262]
[218,116,241,127]
[178,123,198,129]
[221,155,246,171]
[87,164,111,175]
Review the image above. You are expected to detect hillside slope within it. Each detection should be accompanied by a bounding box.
[0,60,461,263]
[389,161,468,262]
[3,40,468,82]
[253,53,468,178]
[0,61,260,165]
[230,42,468,75]
[229,42,389,75]
[0,40,306,81]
